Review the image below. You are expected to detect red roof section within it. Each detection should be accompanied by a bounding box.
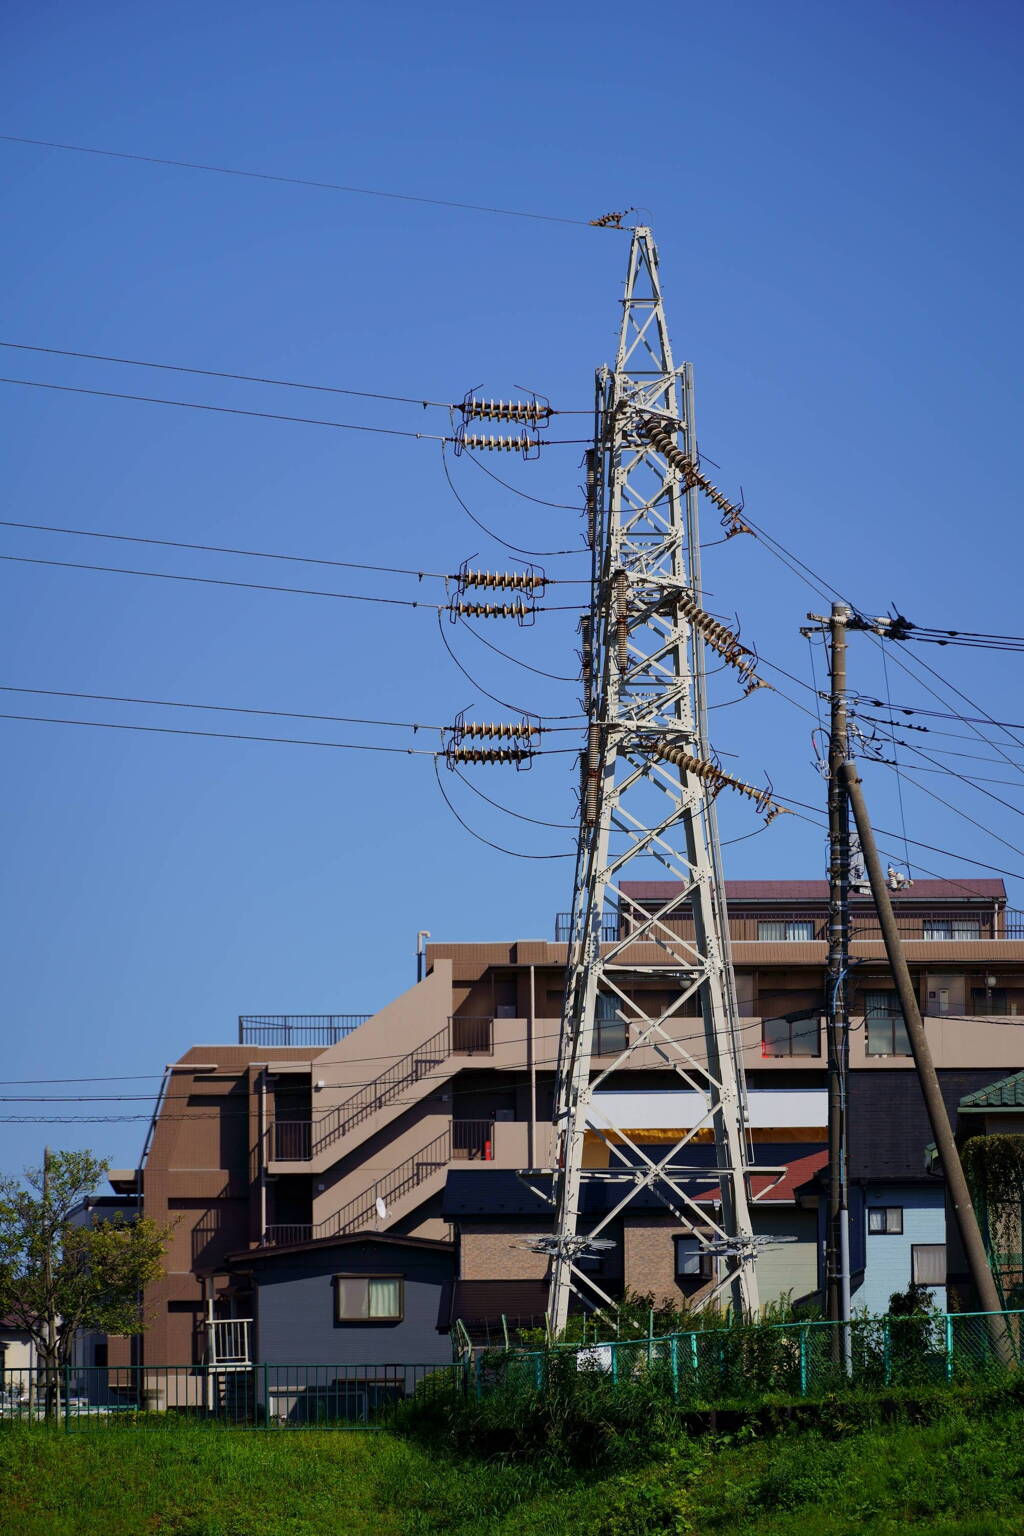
[620,879,1005,902]
[696,1147,828,1206]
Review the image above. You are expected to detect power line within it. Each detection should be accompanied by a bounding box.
[0,375,451,439]
[0,709,574,756]
[0,133,610,228]
[0,340,456,409]
[0,683,580,735]
[0,519,452,580]
[434,609,584,721]
[0,685,447,734]
[440,441,582,557]
[0,550,447,608]
[0,711,442,754]
[432,757,574,860]
[0,374,592,445]
[457,618,580,682]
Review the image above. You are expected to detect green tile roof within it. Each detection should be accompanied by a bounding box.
[960,1071,1024,1110]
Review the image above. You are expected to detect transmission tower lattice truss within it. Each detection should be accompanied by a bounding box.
[547,228,764,1333]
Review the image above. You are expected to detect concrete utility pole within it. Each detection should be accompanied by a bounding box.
[841,759,1014,1367]
[546,228,788,1336]
[822,605,852,1345]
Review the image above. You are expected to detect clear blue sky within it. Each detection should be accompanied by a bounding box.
[2,1,1022,1173]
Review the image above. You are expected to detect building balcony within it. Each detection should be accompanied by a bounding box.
[206,1318,252,1366]
[238,1015,370,1048]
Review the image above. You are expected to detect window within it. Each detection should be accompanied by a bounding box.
[912,1245,946,1286]
[762,1011,820,1058]
[864,990,911,1056]
[594,993,627,1055]
[923,919,981,941]
[868,1206,903,1235]
[334,1275,403,1323]
[757,920,816,942]
[674,1236,713,1280]
[93,1342,109,1368]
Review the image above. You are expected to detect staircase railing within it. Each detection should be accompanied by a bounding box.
[319,1127,452,1238]
[312,1024,451,1155]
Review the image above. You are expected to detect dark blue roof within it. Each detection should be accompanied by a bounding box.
[443,1143,819,1219]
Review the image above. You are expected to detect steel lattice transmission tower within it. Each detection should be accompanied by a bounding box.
[547,227,772,1334]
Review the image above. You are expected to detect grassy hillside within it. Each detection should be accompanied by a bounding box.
[3,1397,1024,1535]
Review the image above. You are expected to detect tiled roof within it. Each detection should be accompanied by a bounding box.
[619,879,1005,902]
[959,1071,1024,1110]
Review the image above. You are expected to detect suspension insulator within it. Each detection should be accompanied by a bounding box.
[584,449,599,549]
[449,747,534,765]
[580,615,593,710]
[461,398,552,424]
[674,591,765,693]
[458,569,547,591]
[451,601,534,620]
[456,720,540,740]
[584,723,601,826]
[640,418,751,538]
[652,741,790,824]
[613,570,629,675]
[459,433,538,454]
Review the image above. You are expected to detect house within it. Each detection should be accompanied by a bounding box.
[96,877,1022,1364]
[944,1071,1024,1309]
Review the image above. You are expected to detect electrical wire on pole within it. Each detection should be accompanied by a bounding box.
[545,228,788,1335]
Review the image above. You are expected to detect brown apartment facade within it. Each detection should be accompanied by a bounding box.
[117,878,1024,1364]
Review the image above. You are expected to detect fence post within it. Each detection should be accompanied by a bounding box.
[690,1331,699,1385]
[945,1313,954,1384]
[611,1342,618,1385]
[534,1353,543,1390]
[670,1335,679,1400]
[263,1363,270,1426]
[799,1325,808,1398]
[883,1320,891,1386]
[63,1365,71,1432]
[473,1351,482,1402]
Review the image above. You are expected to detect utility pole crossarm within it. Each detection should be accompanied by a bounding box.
[547,228,772,1335]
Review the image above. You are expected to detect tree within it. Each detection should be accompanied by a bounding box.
[0,1149,170,1415]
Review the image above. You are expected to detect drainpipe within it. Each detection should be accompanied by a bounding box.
[528,965,537,1166]
[417,931,431,983]
[258,1070,268,1243]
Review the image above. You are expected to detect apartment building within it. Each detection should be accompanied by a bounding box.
[122,878,1023,1364]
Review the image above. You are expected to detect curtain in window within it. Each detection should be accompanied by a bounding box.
[368,1278,400,1318]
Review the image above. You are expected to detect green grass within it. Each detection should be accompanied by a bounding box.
[4,1399,1024,1535]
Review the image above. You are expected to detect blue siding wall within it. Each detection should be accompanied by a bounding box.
[250,1241,454,1365]
[856,1185,946,1315]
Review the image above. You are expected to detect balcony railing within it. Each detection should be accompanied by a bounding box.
[272,1120,312,1160]
[238,1015,370,1047]
[206,1318,252,1365]
[555,913,620,943]
[610,909,1024,944]
[450,1016,494,1054]
[263,1128,453,1247]
[452,1118,495,1160]
[261,1223,313,1247]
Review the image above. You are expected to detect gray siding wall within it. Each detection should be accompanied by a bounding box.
[251,1242,453,1365]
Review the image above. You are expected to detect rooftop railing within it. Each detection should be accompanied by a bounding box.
[238,1015,370,1047]
[554,914,621,943]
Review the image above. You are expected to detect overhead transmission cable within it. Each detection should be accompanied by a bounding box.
[0,376,591,444]
[0,133,618,229]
